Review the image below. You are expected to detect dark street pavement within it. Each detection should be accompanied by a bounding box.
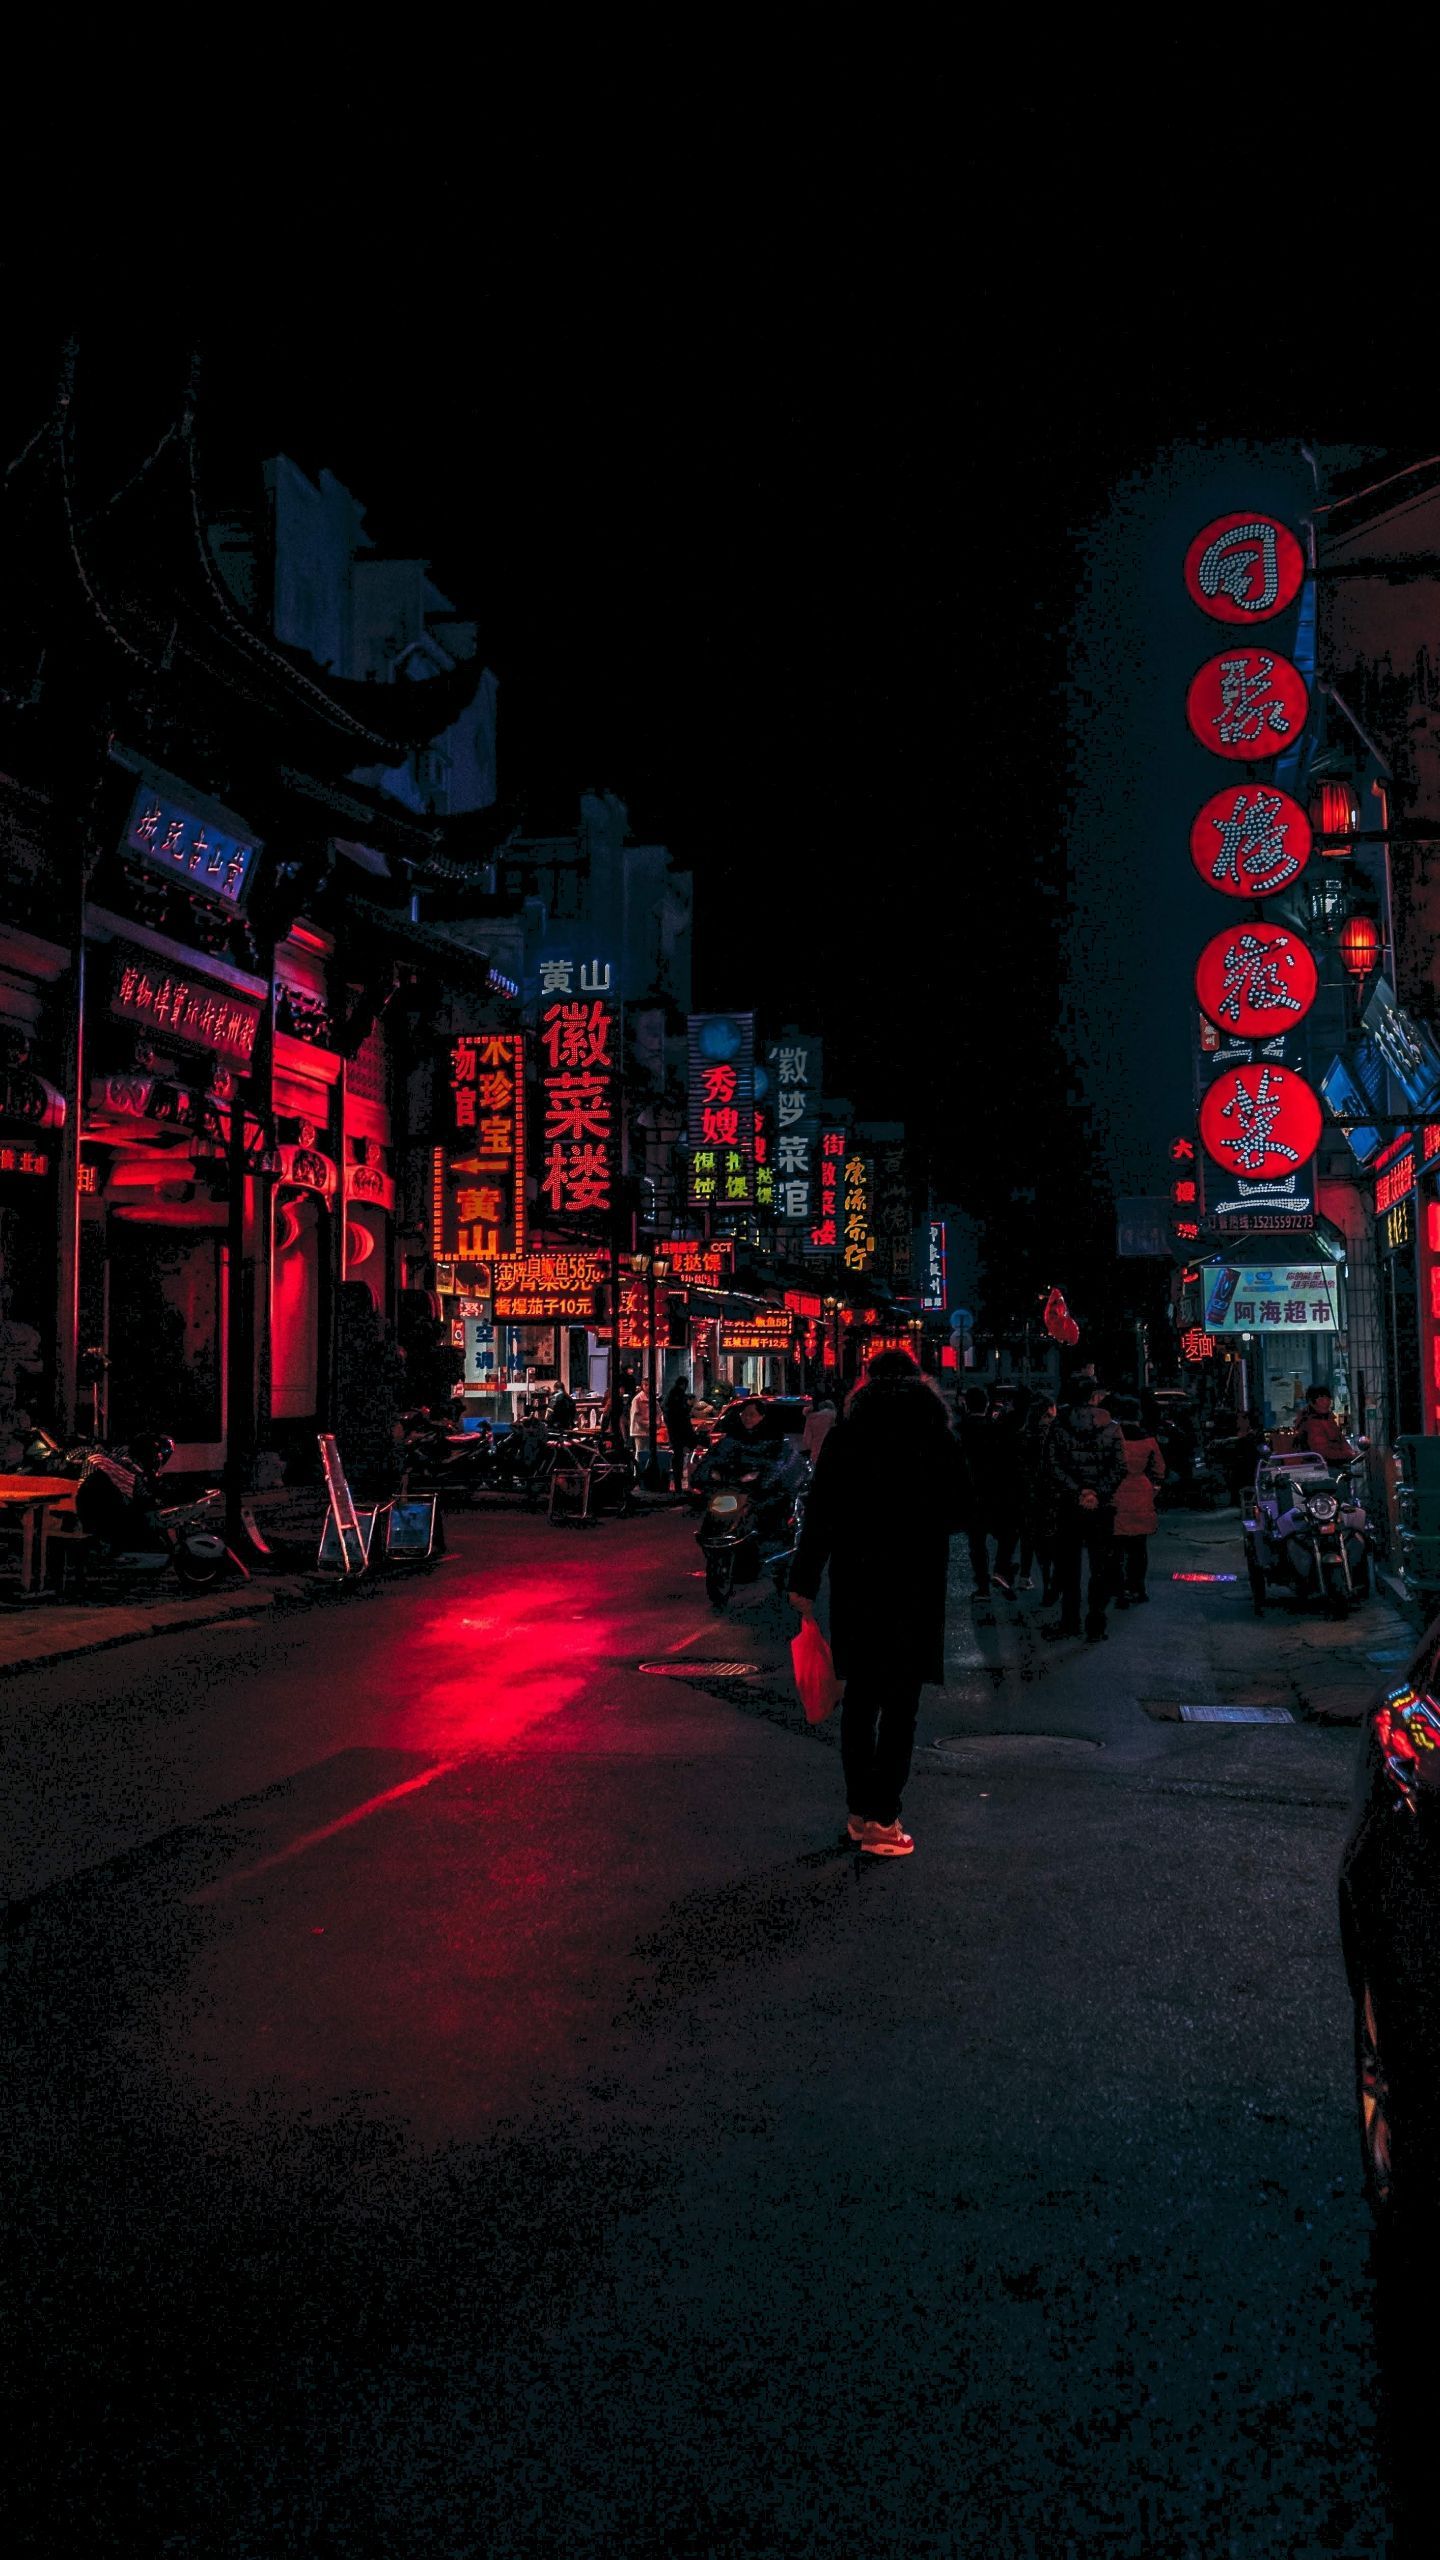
[1,1504,1415,2556]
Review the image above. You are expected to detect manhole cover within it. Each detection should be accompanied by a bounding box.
[926,1733,1101,1760]
[1178,1704,1293,1725]
[638,1660,761,1678]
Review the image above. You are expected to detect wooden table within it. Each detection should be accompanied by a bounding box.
[0,1475,77,1597]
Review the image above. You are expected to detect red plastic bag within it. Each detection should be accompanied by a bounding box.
[791,1615,844,1724]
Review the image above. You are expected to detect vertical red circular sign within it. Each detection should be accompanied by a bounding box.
[1194,922,1318,1037]
[1186,650,1309,760]
[1189,783,1312,896]
[1199,1065,1322,1180]
[1183,515,1305,623]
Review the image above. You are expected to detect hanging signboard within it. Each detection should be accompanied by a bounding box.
[111,951,260,1064]
[718,1309,794,1355]
[490,1250,606,1322]
[1185,650,1309,760]
[1183,515,1305,625]
[664,1238,736,1283]
[1189,783,1312,897]
[1194,922,1318,1039]
[842,1150,876,1274]
[122,778,261,910]
[537,996,617,1224]
[767,1033,822,1225]
[808,1125,845,1256]
[436,1030,526,1262]
[869,1131,912,1286]
[1199,1064,1322,1183]
[687,1014,755,1209]
[1200,1261,1337,1335]
[1362,976,1440,1115]
[920,1218,947,1310]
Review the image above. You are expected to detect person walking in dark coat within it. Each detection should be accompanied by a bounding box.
[1042,1373,1127,1643]
[788,1350,969,1857]
[663,1377,698,1489]
[1017,1394,1058,1599]
[956,1384,998,1597]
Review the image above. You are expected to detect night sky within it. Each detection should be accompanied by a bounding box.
[2,83,1411,1208]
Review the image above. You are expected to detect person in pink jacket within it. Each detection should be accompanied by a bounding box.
[1106,1396,1166,1607]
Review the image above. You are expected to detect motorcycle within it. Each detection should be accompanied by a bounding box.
[1243,1446,1374,1616]
[694,1438,808,1609]
[21,1429,253,1591]
[400,1408,510,1501]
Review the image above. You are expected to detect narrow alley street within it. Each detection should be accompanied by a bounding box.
[3,1504,1408,2557]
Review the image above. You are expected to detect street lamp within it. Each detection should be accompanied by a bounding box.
[823,1293,841,1378]
[631,1246,671,1485]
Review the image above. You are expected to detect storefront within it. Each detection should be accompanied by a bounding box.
[1195,1231,1348,1430]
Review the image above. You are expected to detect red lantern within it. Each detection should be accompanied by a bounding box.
[1310,779,1358,851]
[1183,515,1304,624]
[1339,914,1381,978]
[1185,650,1309,761]
[1199,1065,1322,1181]
[1194,921,1318,1039]
[1189,783,1311,898]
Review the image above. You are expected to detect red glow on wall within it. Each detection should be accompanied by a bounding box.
[1186,650,1309,760]
[1194,921,1317,1038]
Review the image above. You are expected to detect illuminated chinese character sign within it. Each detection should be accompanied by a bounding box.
[1194,922,1317,1040]
[538,996,618,1224]
[1183,515,1305,625]
[122,780,260,909]
[435,1032,526,1264]
[921,1219,947,1311]
[1185,651,1309,760]
[536,951,615,1005]
[687,1014,755,1210]
[842,1151,876,1273]
[111,951,259,1063]
[767,1035,822,1225]
[1199,1065,1322,1183]
[1200,1262,1337,1335]
[1189,784,1312,897]
[664,1238,736,1285]
[718,1309,795,1356]
[870,1132,911,1285]
[491,1251,606,1322]
[809,1126,845,1256]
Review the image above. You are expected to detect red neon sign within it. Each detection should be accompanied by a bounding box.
[539,999,616,1222]
[1185,650,1309,761]
[1199,1065,1322,1180]
[1183,515,1304,625]
[1189,782,1312,898]
[442,1030,526,1262]
[1194,921,1317,1039]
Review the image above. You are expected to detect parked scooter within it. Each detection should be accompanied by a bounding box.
[23,1429,252,1589]
[1243,1445,1374,1616]
[400,1407,509,1501]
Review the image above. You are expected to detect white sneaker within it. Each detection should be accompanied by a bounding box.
[1015,1575,1034,1592]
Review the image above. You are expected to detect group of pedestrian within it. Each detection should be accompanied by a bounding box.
[788,1353,1178,1862]
[958,1373,1166,1638]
